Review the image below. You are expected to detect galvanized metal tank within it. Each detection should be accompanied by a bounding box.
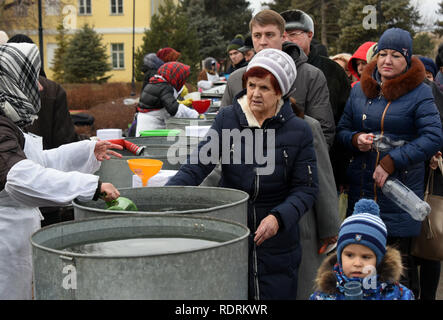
[73,186,249,226]
[165,118,213,133]
[31,214,249,299]
[94,155,183,188]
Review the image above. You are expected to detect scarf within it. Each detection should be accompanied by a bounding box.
[333,263,401,300]
[0,43,41,128]
[149,62,190,92]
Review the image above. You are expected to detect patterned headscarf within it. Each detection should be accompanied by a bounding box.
[149,62,190,92]
[0,43,41,128]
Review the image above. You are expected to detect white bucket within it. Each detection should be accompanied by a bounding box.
[97,129,122,140]
[186,125,211,137]
[184,91,201,101]
[132,170,178,187]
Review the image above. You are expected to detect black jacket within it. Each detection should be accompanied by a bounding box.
[139,82,179,116]
[26,76,80,149]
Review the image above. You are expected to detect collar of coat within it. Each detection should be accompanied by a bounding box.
[360,56,425,101]
[237,95,284,128]
[314,246,403,295]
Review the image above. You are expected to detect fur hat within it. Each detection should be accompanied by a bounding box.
[280,9,314,36]
[376,28,412,65]
[227,34,244,53]
[337,199,387,267]
[246,48,297,98]
[156,47,180,62]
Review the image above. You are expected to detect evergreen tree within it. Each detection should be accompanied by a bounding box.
[265,0,292,13]
[182,0,225,61]
[51,23,70,83]
[337,0,421,54]
[413,33,435,57]
[134,0,200,83]
[435,0,443,37]
[202,0,252,44]
[63,24,112,83]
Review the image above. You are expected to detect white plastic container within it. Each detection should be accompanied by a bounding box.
[132,170,178,188]
[97,129,122,140]
[184,91,201,101]
[186,125,211,137]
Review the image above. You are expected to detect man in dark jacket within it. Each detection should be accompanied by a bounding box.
[221,10,335,148]
[280,9,351,190]
[27,76,80,149]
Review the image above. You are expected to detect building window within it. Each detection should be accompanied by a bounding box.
[15,0,29,17]
[78,0,91,15]
[110,0,123,15]
[111,43,125,69]
[45,0,60,16]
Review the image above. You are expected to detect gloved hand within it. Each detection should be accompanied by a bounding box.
[175,104,199,118]
[179,98,193,107]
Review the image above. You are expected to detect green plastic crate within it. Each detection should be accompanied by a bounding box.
[139,129,181,137]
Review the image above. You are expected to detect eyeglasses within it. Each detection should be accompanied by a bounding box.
[287,30,306,38]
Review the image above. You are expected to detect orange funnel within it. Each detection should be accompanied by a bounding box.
[127,159,163,187]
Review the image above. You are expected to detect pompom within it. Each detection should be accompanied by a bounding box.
[352,198,380,216]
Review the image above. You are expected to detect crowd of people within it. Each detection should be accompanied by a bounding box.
[1,7,443,300]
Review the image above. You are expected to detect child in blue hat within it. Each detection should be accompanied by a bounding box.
[310,199,414,300]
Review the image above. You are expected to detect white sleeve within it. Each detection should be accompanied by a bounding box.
[197,80,213,90]
[175,104,199,118]
[5,159,99,207]
[41,140,101,174]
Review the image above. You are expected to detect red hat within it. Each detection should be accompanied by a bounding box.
[156,47,181,62]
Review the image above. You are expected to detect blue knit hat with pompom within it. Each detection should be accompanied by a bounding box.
[337,199,387,266]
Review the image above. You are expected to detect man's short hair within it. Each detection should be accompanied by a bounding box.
[249,10,286,35]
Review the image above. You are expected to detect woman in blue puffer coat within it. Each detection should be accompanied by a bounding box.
[336,28,442,294]
[167,48,318,300]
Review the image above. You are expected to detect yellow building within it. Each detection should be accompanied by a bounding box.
[0,0,173,82]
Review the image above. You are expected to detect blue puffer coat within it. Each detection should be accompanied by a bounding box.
[336,57,442,237]
[167,91,318,299]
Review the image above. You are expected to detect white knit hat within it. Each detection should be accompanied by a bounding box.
[246,48,297,97]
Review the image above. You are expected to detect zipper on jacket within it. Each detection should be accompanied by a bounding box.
[283,149,289,181]
[253,205,260,300]
[251,168,260,300]
[308,165,313,187]
[373,101,392,201]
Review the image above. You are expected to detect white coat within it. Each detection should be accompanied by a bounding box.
[0,133,101,299]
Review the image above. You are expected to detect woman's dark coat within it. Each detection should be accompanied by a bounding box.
[336,57,442,237]
[167,91,318,299]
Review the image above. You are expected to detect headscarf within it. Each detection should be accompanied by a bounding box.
[156,47,181,63]
[0,43,41,128]
[149,62,190,92]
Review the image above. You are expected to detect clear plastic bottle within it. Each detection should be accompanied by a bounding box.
[344,281,363,300]
[381,178,431,221]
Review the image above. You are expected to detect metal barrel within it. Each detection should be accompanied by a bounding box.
[31,214,249,300]
[165,118,213,133]
[73,186,249,226]
[94,154,185,188]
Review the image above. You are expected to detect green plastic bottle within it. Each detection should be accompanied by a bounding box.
[106,197,138,211]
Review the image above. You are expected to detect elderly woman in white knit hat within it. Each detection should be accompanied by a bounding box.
[167,48,318,300]
[0,42,122,299]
